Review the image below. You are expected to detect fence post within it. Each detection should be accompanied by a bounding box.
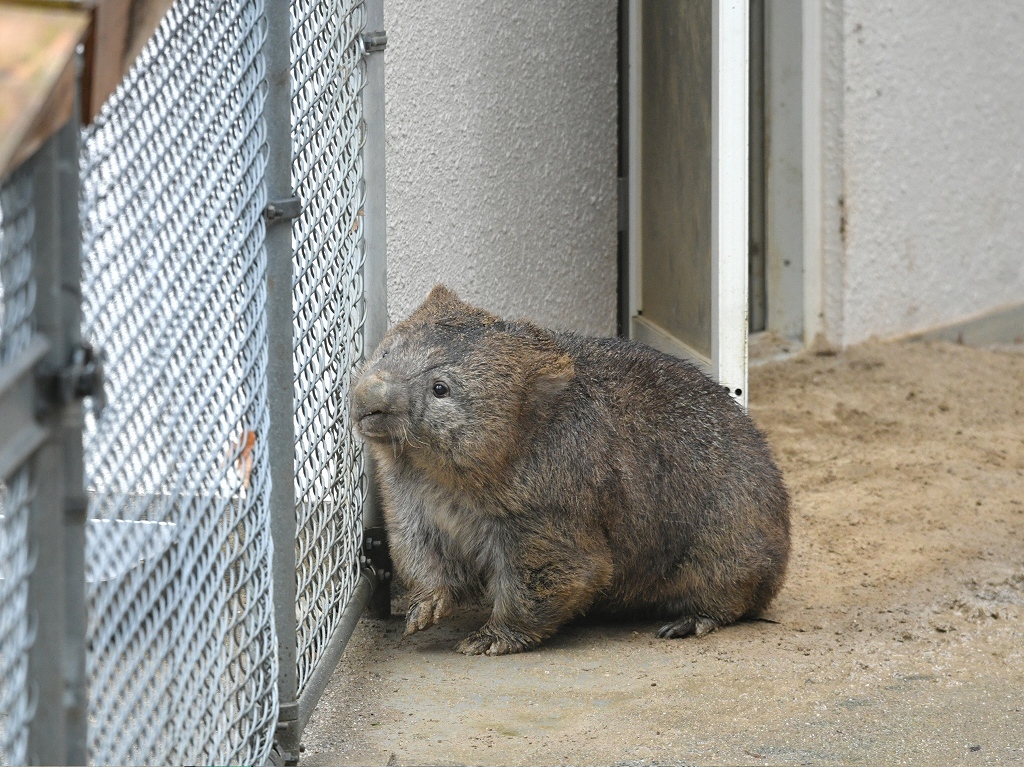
[23,115,89,764]
[360,0,391,620]
[263,2,301,764]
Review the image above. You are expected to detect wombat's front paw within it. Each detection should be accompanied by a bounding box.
[456,626,539,656]
[404,592,454,636]
[657,615,719,639]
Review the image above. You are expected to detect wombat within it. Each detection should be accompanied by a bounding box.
[351,285,790,655]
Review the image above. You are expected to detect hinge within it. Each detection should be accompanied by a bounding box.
[362,30,387,54]
[264,196,301,223]
[361,526,392,582]
[36,342,105,416]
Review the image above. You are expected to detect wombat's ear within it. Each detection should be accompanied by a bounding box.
[414,284,499,327]
[533,353,575,405]
[423,284,461,308]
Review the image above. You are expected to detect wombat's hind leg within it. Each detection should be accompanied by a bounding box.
[657,615,719,639]
[404,590,455,636]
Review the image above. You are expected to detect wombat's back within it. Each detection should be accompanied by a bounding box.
[541,333,790,621]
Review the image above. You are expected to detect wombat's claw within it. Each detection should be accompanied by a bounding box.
[456,628,537,656]
[657,615,719,639]
[404,594,453,636]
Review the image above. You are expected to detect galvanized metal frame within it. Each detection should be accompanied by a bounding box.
[0,116,89,763]
[269,0,387,761]
[360,0,391,621]
[265,0,301,758]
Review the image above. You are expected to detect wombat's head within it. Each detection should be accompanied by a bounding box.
[351,285,574,481]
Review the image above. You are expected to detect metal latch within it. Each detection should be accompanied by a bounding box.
[362,30,387,54]
[36,342,106,416]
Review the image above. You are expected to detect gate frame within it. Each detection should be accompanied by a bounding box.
[268,0,389,762]
[3,118,90,765]
[0,1,388,760]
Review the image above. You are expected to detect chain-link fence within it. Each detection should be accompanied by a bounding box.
[0,0,386,763]
[291,0,368,701]
[80,0,278,761]
[0,168,36,767]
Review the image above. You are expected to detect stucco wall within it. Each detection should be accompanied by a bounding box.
[824,1,1024,346]
[382,1,618,336]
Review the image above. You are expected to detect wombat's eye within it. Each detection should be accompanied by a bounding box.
[432,382,450,398]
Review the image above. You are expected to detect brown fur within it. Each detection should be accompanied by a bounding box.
[351,285,790,655]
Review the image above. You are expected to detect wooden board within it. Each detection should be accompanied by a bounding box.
[0,4,89,175]
[0,0,176,176]
[81,0,176,121]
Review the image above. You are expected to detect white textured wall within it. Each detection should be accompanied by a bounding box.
[824,1,1024,346]
[382,1,618,336]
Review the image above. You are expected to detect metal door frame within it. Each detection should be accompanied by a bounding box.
[625,0,751,408]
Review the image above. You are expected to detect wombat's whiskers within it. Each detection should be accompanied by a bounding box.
[401,424,429,450]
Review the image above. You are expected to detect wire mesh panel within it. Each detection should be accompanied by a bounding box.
[290,0,369,696]
[79,1,278,763]
[0,168,35,767]
[0,169,36,369]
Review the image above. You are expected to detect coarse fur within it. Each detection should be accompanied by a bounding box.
[351,285,790,655]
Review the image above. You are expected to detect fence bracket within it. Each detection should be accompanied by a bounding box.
[361,30,387,53]
[264,196,301,222]
[35,341,105,415]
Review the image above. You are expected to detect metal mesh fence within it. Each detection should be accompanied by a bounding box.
[0,0,376,757]
[0,163,36,766]
[290,0,368,697]
[0,168,36,368]
[0,467,32,767]
[79,0,278,763]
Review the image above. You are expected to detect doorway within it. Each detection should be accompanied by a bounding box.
[621,0,805,398]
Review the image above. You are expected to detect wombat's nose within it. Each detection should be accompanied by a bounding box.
[352,371,392,425]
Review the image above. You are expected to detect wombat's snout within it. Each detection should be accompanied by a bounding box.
[351,370,395,439]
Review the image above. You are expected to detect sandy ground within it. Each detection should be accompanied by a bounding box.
[302,339,1024,766]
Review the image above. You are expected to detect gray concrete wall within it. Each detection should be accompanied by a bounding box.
[822,1,1024,347]
[382,1,619,336]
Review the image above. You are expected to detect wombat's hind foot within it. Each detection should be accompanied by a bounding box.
[404,591,455,636]
[456,625,540,656]
[657,615,720,639]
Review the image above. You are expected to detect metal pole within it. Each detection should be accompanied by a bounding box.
[54,105,88,767]
[263,2,301,763]
[711,0,750,409]
[24,115,88,764]
[23,132,67,767]
[360,0,391,620]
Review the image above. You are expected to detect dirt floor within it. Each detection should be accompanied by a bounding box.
[302,338,1024,766]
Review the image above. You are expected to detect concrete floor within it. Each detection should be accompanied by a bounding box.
[300,602,1023,766]
[300,341,1024,766]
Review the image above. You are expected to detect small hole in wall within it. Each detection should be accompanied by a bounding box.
[734,388,743,397]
